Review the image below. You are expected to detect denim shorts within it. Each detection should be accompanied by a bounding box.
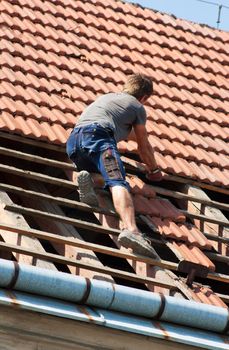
[66,123,130,191]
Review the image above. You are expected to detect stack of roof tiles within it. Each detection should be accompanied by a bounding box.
[127,175,216,273]
[0,0,228,307]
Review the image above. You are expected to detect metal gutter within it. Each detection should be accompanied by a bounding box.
[0,258,228,335]
[0,289,228,350]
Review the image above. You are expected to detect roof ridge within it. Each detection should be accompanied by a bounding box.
[118,0,229,39]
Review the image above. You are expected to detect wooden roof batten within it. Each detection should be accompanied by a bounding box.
[3,203,228,284]
[1,140,228,245]
[0,222,228,304]
[1,159,229,278]
[0,144,228,215]
[0,182,227,266]
[1,204,228,282]
[1,182,228,247]
[1,131,229,197]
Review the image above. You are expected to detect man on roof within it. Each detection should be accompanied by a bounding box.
[66,74,162,258]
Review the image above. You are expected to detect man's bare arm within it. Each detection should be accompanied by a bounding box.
[133,124,158,172]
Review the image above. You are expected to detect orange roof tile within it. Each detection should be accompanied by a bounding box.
[191,286,227,308]
[148,216,213,249]
[171,242,215,271]
[0,0,228,305]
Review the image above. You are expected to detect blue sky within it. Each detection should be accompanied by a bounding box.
[125,0,229,32]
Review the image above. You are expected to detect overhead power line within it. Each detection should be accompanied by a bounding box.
[196,0,229,28]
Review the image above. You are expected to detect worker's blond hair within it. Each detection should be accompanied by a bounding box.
[123,74,153,100]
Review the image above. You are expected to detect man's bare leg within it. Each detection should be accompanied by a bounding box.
[110,185,140,234]
[78,173,157,257]
[111,185,158,258]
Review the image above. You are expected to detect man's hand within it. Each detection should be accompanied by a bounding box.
[146,168,163,182]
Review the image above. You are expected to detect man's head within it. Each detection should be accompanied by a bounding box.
[122,74,153,102]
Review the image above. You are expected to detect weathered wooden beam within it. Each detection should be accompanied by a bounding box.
[205,252,229,264]
[0,182,117,217]
[203,232,229,244]
[0,223,177,271]
[3,207,174,271]
[161,174,229,196]
[0,223,224,271]
[23,180,114,280]
[3,182,228,258]
[146,184,229,212]
[2,143,228,213]
[0,241,176,289]
[216,293,229,304]
[5,204,229,284]
[0,146,75,171]
[0,191,56,270]
[5,203,225,264]
[180,210,229,227]
[5,203,121,236]
[207,271,229,284]
[2,183,228,248]
[2,173,227,230]
[0,164,74,188]
[0,182,159,235]
[1,131,227,196]
[0,131,65,152]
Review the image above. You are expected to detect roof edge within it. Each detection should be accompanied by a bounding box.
[0,288,227,350]
[0,258,228,334]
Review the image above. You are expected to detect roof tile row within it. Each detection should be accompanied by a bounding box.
[171,242,215,271]
[0,0,228,188]
[1,26,228,95]
[1,5,229,78]
[148,216,213,249]
[191,286,227,307]
[132,195,186,223]
[1,52,228,127]
[119,138,229,171]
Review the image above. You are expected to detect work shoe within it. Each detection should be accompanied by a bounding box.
[77,170,98,206]
[117,229,157,258]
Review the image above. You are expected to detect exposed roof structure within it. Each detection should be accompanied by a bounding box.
[0,0,228,347]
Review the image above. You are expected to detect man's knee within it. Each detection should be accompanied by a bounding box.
[109,182,131,192]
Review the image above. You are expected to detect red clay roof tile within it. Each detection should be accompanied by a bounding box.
[154,198,186,223]
[149,217,192,242]
[0,0,229,188]
[127,175,156,198]
[171,242,215,271]
[133,195,153,215]
[191,286,227,308]
[188,161,210,182]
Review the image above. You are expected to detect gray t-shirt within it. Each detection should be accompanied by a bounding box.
[76,92,146,142]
